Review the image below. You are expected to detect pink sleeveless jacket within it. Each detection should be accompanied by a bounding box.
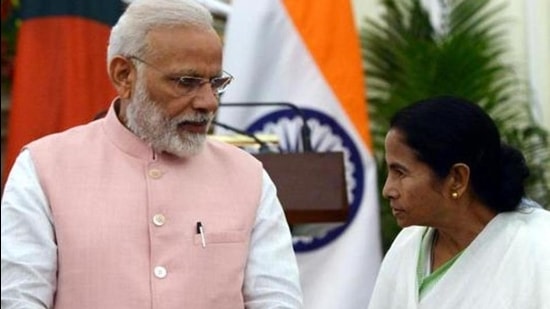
[27,104,263,308]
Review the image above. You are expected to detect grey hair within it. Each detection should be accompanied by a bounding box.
[107,0,214,63]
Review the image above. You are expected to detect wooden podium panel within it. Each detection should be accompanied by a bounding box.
[254,152,348,224]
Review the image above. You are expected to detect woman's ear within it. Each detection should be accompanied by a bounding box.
[447,163,470,199]
[108,56,135,99]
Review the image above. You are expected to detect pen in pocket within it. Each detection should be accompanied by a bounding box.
[196,221,206,248]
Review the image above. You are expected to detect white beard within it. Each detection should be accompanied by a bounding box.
[125,77,212,158]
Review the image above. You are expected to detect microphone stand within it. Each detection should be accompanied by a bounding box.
[212,120,273,153]
[219,102,313,152]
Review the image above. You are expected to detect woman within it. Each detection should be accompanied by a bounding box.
[368,96,549,309]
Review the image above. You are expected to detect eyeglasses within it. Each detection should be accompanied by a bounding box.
[129,56,233,96]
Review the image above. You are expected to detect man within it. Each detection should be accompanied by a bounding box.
[0,0,303,308]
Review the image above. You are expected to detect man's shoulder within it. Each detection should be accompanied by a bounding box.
[202,138,264,175]
[205,137,259,160]
[26,120,102,151]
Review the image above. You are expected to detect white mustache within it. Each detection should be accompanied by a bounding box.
[173,113,213,124]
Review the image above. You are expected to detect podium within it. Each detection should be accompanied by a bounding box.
[254,152,349,224]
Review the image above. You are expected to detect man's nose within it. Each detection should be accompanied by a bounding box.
[191,84,219,111]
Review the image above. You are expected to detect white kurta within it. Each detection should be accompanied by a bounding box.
[368,203,550,309]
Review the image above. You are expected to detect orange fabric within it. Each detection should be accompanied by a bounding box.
[3,17,116,183]
[281,0,372,150]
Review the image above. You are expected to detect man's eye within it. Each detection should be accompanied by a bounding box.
[175,77,203,88]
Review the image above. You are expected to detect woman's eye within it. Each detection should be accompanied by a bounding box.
[389,168,405,178]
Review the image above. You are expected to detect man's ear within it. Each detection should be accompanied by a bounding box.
[447,163,470,199]
[109,56,135,99]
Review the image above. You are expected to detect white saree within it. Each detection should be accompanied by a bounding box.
[368,204,550,309]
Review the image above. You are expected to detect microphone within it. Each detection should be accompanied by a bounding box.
[218,102,313,152]
[211,120,274,153]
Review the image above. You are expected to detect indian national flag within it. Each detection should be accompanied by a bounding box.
[217,1,382,308]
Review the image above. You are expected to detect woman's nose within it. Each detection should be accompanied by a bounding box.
[382,178,394,199]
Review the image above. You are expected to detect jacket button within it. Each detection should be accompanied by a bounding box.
[148,169,163,179]
[152,214,166,226]
[154,266,167,279]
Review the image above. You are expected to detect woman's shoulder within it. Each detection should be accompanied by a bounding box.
[515,199,550,224]
[504,201,550,251]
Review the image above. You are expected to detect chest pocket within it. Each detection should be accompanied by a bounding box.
[193,230,247,245]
